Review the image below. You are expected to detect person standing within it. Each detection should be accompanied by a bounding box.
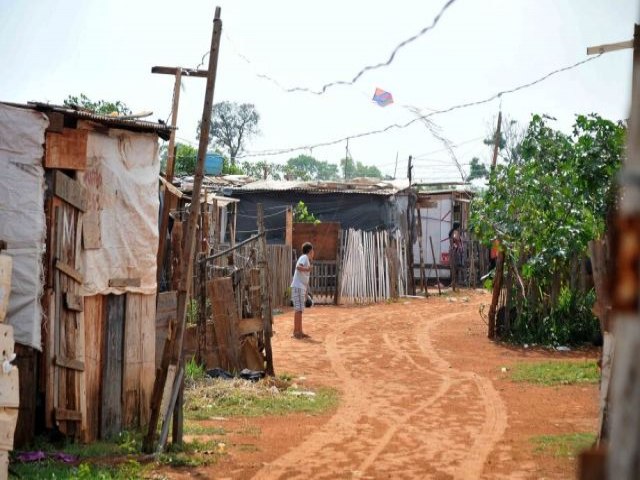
[291,242,314,339]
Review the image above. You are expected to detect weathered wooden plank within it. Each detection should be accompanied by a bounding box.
[238,318,263,336]
[82,211,102,250]
[45,128,88,170]
[109,278,141,288]
[13,344,36,448]
[156,291,176,369]
[55,260,84,284]
[54,356,85,371]
[0,324,14,358]
[123,293,155,429]
[0,450,8,480]
[0,368,19,408]
[101,294,124,439]
[0,407,18,450]
[208,277,241,372]
[54,408,82,421]
[64,292,83,312]
[0,255,12,323]
[82,295,104,442]
[53,170,88,211]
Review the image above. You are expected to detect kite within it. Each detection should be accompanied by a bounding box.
[372,88,394,107]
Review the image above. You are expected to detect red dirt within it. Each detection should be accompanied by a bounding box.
[161,290,599,479]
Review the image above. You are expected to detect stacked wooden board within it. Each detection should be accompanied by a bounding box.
[0,254,18,480]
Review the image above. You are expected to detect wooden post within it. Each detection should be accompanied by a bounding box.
[608,23,640,480]
[285,207,293,247]
[257,204,275,376]
[491,110,502,169]
[487,251,505,339]
[429,236,442,295]
[144,6,223,454]
[196,255,207,366]
[416,209,428,297]
[154,66,209,282]
[406,155,416,295]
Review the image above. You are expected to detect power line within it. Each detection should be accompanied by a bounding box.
[237,54,603,159]
[222,0,459,95]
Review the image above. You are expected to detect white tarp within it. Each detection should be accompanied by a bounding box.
[0,104,48,350]
[78,126,160,296]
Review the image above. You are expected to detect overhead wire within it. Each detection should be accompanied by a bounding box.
[236,53,603,159]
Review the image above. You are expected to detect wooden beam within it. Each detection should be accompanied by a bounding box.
[257,204,275,376]
[587,39,633,56]
[55,260,84,284]
[64,292,83,312]
[54,408,82,421]
[53,171,88,212]
[151,66,208,77]
[54,356,85,372]
[108,278,141,288]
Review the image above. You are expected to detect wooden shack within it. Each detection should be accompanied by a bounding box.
[0,101,171,444]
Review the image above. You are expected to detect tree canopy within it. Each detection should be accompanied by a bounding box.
[283,155,339,181]
[160,143,198,175]
[467,157,489,180]
[63,93,131,115]
[206,102,260,165]
[471,113,625,345]
[340,157,383,179]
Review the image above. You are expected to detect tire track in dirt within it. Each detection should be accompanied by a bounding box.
[252,302,507,479]
[416,309,508,479]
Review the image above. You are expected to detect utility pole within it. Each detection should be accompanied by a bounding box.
[406,155,416,295]
[344,138,350,180]
[491,110,502,169]
[144,6,223,454]
[587,25,640,480]
[393,151,399,179]
[153,66,208,283]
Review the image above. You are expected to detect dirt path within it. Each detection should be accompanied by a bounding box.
[178,291,598,479]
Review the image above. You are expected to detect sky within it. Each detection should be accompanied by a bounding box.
[1,0,637,182]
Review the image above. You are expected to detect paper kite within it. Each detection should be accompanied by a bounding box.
[372,88,394,107]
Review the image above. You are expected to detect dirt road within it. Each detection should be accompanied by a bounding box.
[185,291,598,479]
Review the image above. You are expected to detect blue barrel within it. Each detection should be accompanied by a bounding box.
[205,153,224,175]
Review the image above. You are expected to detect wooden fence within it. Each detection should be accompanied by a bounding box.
[339,229,407,304]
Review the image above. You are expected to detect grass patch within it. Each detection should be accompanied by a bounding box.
[531,432,596,458]
[510,361,599,386]
[158,438,222,467]
[10,458,149,480]
[185,357,207,382]
[183,422,226,436]
[184,377,339,420]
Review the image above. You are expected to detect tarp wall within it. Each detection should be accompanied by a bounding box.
[231,191,407,243]
[0,104,48,349]
[78,126,160,296]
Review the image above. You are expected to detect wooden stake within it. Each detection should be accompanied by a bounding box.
[487,251,505,339]
[144,6,223,453]
[491,111,502,169]
[257,204,275,376]
[416,209,428,297]
[429,236,442,295]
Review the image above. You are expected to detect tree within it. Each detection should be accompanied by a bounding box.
[467,157,489,180]
[293,201,320,224]
[283,155,339,181]
[340,157,382,179]
[63,93,131,115]
[471,113,625,345]
[160,142,198,175]
[206,102,260,165]
[240,160,282,180]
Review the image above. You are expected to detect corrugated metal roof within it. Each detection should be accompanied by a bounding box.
[2,101,173,140]
[233,178,410,196]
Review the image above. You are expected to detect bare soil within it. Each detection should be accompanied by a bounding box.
[161,290,599,479]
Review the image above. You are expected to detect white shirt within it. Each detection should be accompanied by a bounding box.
[291,254,310,289]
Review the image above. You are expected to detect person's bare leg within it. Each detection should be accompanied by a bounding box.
[294,311,303,336]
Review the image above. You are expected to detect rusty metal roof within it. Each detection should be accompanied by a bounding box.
[232,178,410,196]
[3,101,173,140]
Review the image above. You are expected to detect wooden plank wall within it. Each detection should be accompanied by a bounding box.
[101,294,124,439]
[123,293,156,429]
[208,278,241,372]
[82,295,104,442]
[292,222,339,261]
[266,245,292,308]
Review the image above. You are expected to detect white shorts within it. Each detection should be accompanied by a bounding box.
[292,287,306,312]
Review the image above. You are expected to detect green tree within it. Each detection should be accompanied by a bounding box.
[467,157,489,180]
[340,157,382,179]
[240,160,282,179]
[63,93,131,115]
[205,101,260,166]
[283,155,339,181]
[471,113,625,345]
[160,143,198,175]
[484,115,525,164]
[293,201,320,224]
